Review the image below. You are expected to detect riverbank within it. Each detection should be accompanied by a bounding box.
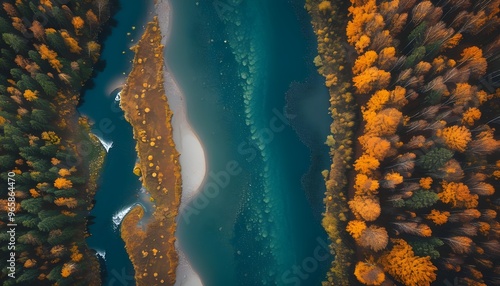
[305,0,356,284]
[155,0,206,285]
[119,17,183,285]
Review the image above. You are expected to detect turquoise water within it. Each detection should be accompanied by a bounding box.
[167,0,332,285]
[78,1,152,284]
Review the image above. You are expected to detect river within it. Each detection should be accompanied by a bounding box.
[166,0,332,285]
[80,0,332,285]
[78,0,152,284]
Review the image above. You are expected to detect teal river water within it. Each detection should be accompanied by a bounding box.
[78,0,152,284]
[80,0,333,285]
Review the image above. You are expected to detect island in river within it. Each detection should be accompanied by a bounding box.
[3,0,499,285]
[119,16,182,285]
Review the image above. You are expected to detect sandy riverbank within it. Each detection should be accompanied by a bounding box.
[155,0,206,285]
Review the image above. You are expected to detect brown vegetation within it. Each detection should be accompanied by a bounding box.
[119,17,181,286]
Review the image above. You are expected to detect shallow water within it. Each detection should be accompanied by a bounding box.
[166,0,332,285]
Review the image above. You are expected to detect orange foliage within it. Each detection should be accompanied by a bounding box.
[384,172,403,186]
[439,181,478,209]
[354,260,385,285]
[29,20,45,42]
[349,196,381,221]
[412,1,434,25]
[346,0,377,44]
[346,220,367,239]
[3,3,18,17]
[469,129,500,155]
[29,188,40,198]
[24,259,36,268]
[414,61,432,75]
[419,177,433,189]
[358,135,391,160]
[61,31,82,54]
[354,154,380,174]
[426,209,450,225]
[37,44,62,72]
[442,33,462,50]
[72,16,84,35]
[318,1,332,12]
[41,131,61,145]
[459,46,487,78]
[478,222,490,235]
[440,125,471,152]
[471,182,495,196]
[379,239,437,286]
[353,67,391,94]
[70,245,83,262]
[51,158,61,165]
[377,46,396,70]
[355,174,379,195]
[58,168,71,177]
[356,35,372,54]
[11,17,27,34]
[452,83,474,106]
[61,263,74,277]
[353,50,378,75]
[40,0,53,8]
[444,236,473,254]
[54,178,73,189]
[366,89,390,112]
[462,107,481,126]
[86,10,99,27]
[432,56,447,73]
[358,225,389,251]
[389,86,408,108]
[54,197,78,208]
[364,108,403,137]
[87,41,101,63]
[23,90,38,101]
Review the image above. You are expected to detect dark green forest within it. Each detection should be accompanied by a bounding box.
[0,0,109,285]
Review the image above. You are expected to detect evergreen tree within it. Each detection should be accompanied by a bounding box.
[408,22,427,47]
[0,154,16,171]
[38,214,70,232]
[418,148,454,171]
[52,7,69,28]
[47,264,63,281]
[408,238,444,259]
[31,109,51,124]
[35,73,58,96]
[28,50,47,70]
[405,190,439,209]
[16,269,39,284]
[19,214,41,228]
[31,159,50,172]
[46,30,69,56]
[21,198,44,214]
[2,33,28,54]
[40,143,58,157]
[0,94,17,113]
[18,75,41,93]
[405,46,426,69]
[0,17,14,34]
[10,68,24,80]
[47,227,77,245]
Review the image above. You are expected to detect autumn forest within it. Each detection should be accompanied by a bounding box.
[0,0,108,285]
[307,0,500,285]
[0,0,499,285]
